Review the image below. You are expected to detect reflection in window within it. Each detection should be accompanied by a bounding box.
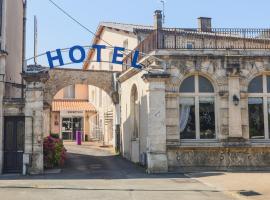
[248,76,263,93]
[248,75,270,140]
[180,98,196,139]
[248,98,264,139]
[199,98,215,139]
[199,76,214,93]
[179,75,215,140]
[179,76,195,93]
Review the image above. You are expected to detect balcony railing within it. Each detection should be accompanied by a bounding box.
[123,28,270,68]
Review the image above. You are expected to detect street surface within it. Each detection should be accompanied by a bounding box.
[0,142,235,200]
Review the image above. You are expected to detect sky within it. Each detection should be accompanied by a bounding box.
[26,0,270,67]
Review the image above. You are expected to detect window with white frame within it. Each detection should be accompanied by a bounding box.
[179,75,216,140]
[248,75,270,140]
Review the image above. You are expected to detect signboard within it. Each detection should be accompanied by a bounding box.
[46,45,142,69]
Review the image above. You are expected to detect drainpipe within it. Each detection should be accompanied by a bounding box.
[22,0,27,98]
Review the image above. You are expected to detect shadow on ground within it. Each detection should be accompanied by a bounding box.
[0,152,186,180]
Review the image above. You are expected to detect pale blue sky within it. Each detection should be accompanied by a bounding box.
[26,0,270,66]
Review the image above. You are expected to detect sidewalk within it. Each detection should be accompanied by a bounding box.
[187,172,270,200]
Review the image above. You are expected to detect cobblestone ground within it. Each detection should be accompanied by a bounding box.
[0,142,235,200]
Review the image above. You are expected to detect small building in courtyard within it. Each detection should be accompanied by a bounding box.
[51,84,96,141]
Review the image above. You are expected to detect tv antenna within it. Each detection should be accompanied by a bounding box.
[160,0,165,24]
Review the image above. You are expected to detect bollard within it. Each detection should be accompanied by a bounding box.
[76,131,82,145]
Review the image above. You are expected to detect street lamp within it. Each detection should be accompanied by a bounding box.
[233,95,240,106]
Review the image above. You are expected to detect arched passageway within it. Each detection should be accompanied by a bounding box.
[22,66,120,174]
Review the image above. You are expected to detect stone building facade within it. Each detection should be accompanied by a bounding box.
[119,11,270,172]
[83,22,154,146]
[3,6,270,175]
[51,84,96,141]
[0,0,25,174]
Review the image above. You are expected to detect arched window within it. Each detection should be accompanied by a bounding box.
[179,75,215,140]
[248,75,270,139]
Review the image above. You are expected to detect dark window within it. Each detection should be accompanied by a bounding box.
[179,76,195,93]
[248,76,263,93]
[187,42,194,49]
[199,76,214,93]
[267,76,270,93]
[248,97,265,139]
[199,99,216,139]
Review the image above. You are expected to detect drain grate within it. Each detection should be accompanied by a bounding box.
[239,190,262,197]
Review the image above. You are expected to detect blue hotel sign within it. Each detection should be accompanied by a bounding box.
[46,45,142,69]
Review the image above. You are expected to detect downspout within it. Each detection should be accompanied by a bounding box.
[22,0,27,98]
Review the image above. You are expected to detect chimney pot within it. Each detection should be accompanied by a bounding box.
[154,10,163,30]
[198,17,212,32]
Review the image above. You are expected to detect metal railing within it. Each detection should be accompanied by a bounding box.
[123,28,270,68]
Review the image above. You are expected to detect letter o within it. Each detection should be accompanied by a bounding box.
[69,45,86,63]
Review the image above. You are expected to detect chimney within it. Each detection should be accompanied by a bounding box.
[198,17,212,32]
[154,10,163,30]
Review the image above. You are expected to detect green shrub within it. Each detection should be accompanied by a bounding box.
[50,133,60,139]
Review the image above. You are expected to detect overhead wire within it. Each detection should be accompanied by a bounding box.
[46,0,167,72]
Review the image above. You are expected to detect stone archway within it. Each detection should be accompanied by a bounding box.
[44,68,118,105]
[22,65,119,174]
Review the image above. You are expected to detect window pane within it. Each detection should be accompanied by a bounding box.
[248,97,264,139]
[199,76,214,93]
[63,85,75,99]
[199,98,215,139]
[248,76,263,93]
[179,76,195,93]
[268,98,270,138]
[267,76,270,93]
[180,98,196,139]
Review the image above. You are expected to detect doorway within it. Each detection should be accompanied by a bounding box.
[61,117,83,140]
[3,117,25,173]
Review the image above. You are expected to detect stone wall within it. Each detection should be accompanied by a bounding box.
[159,49,270,171]
[168,146,270,171]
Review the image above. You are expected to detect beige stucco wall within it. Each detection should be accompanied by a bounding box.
[86,27,139,146]
[88,84,113,144]
[119,70,148,160]
[86,28,138,71]
[54,84,88,100]
[75,84,88,99]
[5,0,23,84]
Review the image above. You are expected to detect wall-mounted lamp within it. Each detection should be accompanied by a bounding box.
[233,95,240,106]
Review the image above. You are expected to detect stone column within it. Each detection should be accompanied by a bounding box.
[228,76,242,137]
[23,72,48,174]
[142,73,169,173]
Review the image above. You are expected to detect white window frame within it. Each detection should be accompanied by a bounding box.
[248,74,270,140]
[179,74,217,141]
